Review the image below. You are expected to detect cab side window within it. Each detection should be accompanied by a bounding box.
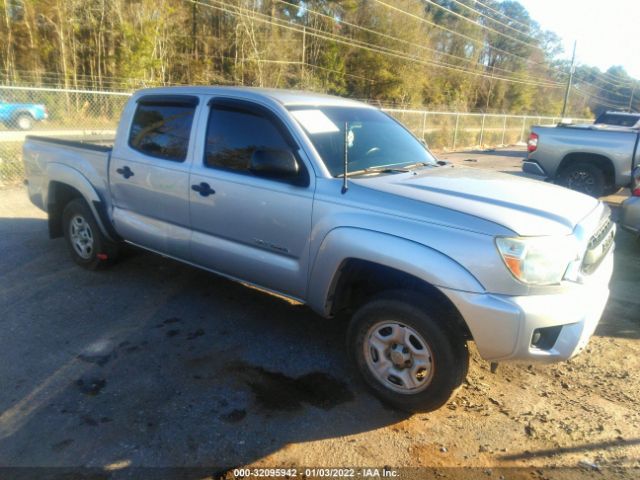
[129,97,197,162]
[205,105,290,171]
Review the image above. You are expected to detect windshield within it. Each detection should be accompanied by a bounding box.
[287,106,437,177]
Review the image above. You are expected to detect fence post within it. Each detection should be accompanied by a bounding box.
[452,113,460,150]
[501,115,507,146]
[479,114,486,149]
[520,117,526,143]
[422,111,427,143]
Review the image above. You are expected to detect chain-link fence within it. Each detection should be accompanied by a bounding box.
[0,86,130,186]
[382,109,594,151]
[0,85,592,186]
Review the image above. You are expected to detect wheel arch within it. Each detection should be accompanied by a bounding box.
[46,164,116,241]
[557,152,615,187]
[11,109,35,120]
[307,227,484,338]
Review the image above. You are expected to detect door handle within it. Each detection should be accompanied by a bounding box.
[116,166,134,179]
[191,182,215,197]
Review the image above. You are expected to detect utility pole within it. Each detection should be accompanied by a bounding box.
[628,84,636,113]
[561,41,577,119]
[301,27,306,85]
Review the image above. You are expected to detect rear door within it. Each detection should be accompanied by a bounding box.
[109,95,199,259]
[188,98,315,298]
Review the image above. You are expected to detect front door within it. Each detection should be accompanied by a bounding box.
[189,98,314,298]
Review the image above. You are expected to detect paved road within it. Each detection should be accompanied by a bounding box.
[1,159,639,477]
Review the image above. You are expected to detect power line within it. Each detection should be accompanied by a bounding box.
[188,0,562,88]
[443,0,538,42]
[421,0,545,54]
[275,0,559,86]
[574,77,636,101]
[573,86,630,110]
[471,0,532,32]
[373,0,562,78]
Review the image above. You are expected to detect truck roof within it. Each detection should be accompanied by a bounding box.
[133,86,374,109]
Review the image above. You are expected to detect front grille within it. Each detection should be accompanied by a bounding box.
[581,217,615,274]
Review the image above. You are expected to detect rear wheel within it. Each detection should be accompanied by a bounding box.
[558,162,605,198]
[347,291,468,412]
[62,198,118,270]
[14,113,34,131]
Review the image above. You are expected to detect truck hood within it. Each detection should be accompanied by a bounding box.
[353,166,599,236]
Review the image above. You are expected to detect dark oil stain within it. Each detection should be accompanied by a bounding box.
[221,409,246,423]
[166,329,181,338]
[164,317,182,324]
[118,341,131,348]
[233,363,354,411]
[187,436,199,453]
[77,352,113,367]
[125,345,141,353]
[187,328,205,340]
[51,438,74,452]
[80,415,98,426]
[75,377,106,396]
[100,417,112,423]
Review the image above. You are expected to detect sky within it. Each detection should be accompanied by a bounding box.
[517,0,640,80]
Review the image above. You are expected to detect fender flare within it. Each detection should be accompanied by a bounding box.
[46,163,116,241]
[306,227,485,316]
[9,109,35,122]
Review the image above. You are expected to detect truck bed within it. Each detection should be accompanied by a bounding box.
[23,135,114,213]
[24,135,113,152]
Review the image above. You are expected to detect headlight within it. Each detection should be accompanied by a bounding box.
[496,236,580,285]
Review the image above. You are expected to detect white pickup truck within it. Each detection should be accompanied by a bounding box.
[23,87,615,411]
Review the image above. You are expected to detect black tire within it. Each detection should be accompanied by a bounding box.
[62,198,118,270]
[557,162,606,198]
[347,291,469,412]
[14,113,34,131]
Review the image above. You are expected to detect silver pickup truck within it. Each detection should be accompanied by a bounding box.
[23,86,615,412]
[524,123,640,197]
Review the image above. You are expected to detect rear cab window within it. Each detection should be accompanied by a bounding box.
[595,113,640,127]
[129,95,199,162]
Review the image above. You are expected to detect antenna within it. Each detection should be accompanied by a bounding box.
[342,121,349,194]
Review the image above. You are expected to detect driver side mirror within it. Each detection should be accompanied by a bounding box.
[250,149,305,184]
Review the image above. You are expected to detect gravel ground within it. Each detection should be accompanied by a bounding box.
[1,150,639,479]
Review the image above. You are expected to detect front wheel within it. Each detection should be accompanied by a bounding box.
[347,291,469,412]
[62,198,118,270]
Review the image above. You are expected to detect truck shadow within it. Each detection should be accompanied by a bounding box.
[0,217,409,472]
[0,216,638,474]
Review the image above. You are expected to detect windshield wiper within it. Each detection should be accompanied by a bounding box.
[400,161,436,170]
[338,166,408,177]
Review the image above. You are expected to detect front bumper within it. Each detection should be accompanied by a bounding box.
[440,249,613,362]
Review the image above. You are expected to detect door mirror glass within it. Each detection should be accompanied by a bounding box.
[250,149,299,179]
